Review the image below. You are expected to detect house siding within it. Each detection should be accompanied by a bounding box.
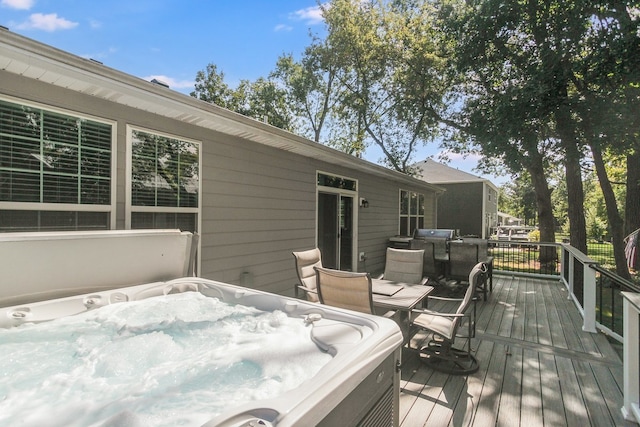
[437,182,485,236]
[1,68,440,297]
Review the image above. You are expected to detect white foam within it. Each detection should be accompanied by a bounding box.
[0,292,333,426]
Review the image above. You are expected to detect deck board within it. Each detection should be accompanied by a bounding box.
[400,274,632,427]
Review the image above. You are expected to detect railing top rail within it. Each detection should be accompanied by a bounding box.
[560,242,597,264]
[488,241,561,249]
[590,263,640,293]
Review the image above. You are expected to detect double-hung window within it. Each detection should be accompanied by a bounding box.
[127,127,200,233]
[399,190,425,236]
[0,98,114,232]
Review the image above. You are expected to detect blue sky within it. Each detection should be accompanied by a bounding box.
[1,0,506,185]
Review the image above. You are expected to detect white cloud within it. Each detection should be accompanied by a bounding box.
[16,13,78,31]
[274,24,293,32]
[1,0,34,10]
[143,75,195,90]
[289,5,325,25]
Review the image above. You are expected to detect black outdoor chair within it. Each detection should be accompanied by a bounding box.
[447,240,490,301]
[409,238,442,280]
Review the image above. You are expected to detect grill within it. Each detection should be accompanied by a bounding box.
[411,229,457,261]
[412,228,456,240]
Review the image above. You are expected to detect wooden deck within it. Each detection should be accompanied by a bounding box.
[399,274,635,427]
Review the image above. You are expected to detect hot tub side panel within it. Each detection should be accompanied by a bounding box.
[315,349,400,427]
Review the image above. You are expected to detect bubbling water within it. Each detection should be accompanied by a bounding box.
[0,292,332,427]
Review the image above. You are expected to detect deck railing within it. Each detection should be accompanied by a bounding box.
[488,240,639,339]
[488,241,561,278]
[487,240,640,424]
[622,291,640,424]
[592,264,640,339]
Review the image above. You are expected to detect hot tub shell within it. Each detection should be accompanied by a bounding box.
[0,277,403,427]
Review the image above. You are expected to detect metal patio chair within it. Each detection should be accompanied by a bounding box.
[314,266,376,314]
[293,248,322,302]
[449,240,491,300]
[377,247,428,286]
[410,262,487,375]
[409,239,443,280]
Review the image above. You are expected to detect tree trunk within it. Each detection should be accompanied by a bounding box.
[556,106,588,254]
[625,150,640,238]
[525,152,556,268]
[591,144,632,280]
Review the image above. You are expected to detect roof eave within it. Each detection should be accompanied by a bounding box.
[0,29,444,193]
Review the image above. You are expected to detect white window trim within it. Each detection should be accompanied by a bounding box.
[125,125,202,231]
[399,189,426,236]
[0,95,117,229]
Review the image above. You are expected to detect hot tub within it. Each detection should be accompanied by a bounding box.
[0,277,403,427]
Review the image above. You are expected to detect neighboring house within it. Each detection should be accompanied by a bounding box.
[498,212,524,227]
[414,159,498,238]
[0,30,444,296]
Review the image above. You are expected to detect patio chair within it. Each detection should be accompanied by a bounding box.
[426,237,450,263]
[292,248,322,302]
[447,238,493,301]
[410,262,487,375]
[462,237,494,296]
[314,266,376,314]
[377,247,428,286]
[409,238,443,280]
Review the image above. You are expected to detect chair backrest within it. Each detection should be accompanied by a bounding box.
[463,238,489,259]
[451,262,487,331]
[424,237,449,261]
[292,248,322,302]
[448,241,479,281]
[409,239,438,278]
[383,247,425,284]
[314,267,374,314]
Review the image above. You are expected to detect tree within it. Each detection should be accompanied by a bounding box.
[191,64,295,131]
[320,0,450,173]
[442,0,639,276]
[499,175,538,226]
[440,0,561,267]
[190,64,235,109]
[271,40,340,143]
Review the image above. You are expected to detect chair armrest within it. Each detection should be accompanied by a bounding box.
[294,284,317,299]
[420,276,429,286]
[411,308,467,318]
[382,310,397,319]
[376,273,384,280]
[426,295,464,303]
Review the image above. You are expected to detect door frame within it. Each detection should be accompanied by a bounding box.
[316,171,359,272]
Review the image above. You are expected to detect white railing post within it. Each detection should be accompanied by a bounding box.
[582,264,596,333]
[568,252,574,298]
[560,243,598,333]
[560,244,574,296]
[622,292,640,423]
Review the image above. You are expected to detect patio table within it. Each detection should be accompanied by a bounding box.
[372,279,433,344]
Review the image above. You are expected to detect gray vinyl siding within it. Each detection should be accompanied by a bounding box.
[1,69,439,297]
[436,182,484,236]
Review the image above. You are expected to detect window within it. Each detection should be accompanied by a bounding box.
[399,190,425,236]
[0,98,114,232]
[317,172,357,191]
[128,128,200,233]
